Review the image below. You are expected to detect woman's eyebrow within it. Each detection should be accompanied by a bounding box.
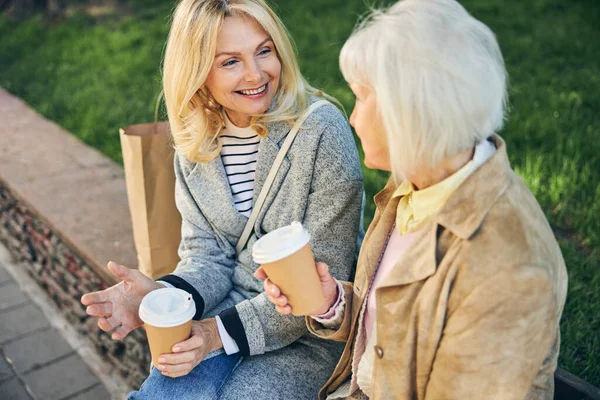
[254,38,273,50]
[215,38,273,59]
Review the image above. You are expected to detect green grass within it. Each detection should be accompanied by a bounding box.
[1,0,599,386]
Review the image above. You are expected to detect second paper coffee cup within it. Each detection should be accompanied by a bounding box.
[139,288,196,366]
[253,221,325,315]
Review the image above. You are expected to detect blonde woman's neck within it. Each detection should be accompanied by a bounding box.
[225,110,252,128]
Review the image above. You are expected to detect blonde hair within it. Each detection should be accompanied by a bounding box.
[340,0,508,181]
[164,0,318,163]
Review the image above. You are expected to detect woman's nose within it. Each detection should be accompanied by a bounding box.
[349,108,356,128]
[244,60,262,83]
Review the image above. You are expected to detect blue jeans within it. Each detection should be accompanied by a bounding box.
[128,353,241,400]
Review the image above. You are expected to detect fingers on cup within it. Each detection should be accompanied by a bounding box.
[157,352,195,377]
[275,304,292,315]
[159,351,194,366]
[159,362,193,377]
[264,278,281,297]
[253,267,267,280]
[172,333,204,354]
[267,294,288,307]
[316,262,331,278]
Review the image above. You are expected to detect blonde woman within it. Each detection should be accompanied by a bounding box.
[81,0,364,398]
[261,0,569,398]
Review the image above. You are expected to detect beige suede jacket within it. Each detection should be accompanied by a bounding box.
[308,135,568,400]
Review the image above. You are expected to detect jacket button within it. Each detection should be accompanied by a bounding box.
[375,346,384,359]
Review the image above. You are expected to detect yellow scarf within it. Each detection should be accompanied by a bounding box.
[393,159,475,235]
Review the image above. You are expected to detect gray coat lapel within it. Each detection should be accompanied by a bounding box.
[185,155,248,239]
[184,116,294,241]
[252,119,292,236]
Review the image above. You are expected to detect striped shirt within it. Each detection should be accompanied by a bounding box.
[220,117,260,218]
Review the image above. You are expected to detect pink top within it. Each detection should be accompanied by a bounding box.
[363,228,421,344]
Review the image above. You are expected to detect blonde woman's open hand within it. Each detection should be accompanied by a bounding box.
[80,261,163,340]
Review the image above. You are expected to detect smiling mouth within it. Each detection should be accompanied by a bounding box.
[236,84,267,96]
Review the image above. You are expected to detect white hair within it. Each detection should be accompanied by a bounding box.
[340,0,508,181]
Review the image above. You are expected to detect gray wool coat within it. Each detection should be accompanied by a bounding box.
[160,99,364,399]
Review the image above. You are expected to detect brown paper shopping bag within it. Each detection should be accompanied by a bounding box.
[119,122,181,280]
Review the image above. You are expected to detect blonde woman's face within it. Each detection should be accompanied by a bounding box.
[204,15,282,127]
[349,83,391,172]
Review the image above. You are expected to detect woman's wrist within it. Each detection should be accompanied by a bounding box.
[207,318,224,352]
[312,280,340,316]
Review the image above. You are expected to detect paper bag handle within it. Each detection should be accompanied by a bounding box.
[235,100,329,256]
[152,91,165,135]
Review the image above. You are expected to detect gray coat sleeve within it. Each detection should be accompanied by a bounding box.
[159,155,236,318]
[234,106,364,355]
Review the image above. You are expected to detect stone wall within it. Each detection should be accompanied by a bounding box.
[0,181,150,388]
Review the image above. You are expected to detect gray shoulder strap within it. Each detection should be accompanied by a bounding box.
[235,100,330,255]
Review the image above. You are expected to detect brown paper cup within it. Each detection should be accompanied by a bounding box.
[145,320,192,367]
[261,243,325,316]
[139,288,196,367]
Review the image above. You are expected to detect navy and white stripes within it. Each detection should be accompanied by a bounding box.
[220,118,260,217]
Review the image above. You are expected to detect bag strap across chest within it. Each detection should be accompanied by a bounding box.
[235,100,329,255]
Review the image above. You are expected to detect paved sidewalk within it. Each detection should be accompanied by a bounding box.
[0,261,112,399]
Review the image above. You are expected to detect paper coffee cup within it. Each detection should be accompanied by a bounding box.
[139,288,196,366]
[253,221,325,316]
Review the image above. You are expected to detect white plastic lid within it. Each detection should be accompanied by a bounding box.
[252,221,311,264]
[139,288,196,328]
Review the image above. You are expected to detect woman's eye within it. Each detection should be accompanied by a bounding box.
[258,48,271,56]
[222,59,238,67]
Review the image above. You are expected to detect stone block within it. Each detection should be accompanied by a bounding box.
[70,383,112,400]
[0,303,49,343]
[0,282,29,311]
[22,353,100,400]
[0,377,32,400]
[0,357,14,383]
[0,265,11,285]
[3,328,73,373]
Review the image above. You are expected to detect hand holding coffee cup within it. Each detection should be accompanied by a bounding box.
[139,288,196,367]
[252,221,336,316]
[255,261,339,316]
[154,318,223,378]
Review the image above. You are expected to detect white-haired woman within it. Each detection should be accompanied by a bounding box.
[260,0,568,398]
[81,0,364,398]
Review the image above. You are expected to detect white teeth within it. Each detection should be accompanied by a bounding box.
[240,85,266,95]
